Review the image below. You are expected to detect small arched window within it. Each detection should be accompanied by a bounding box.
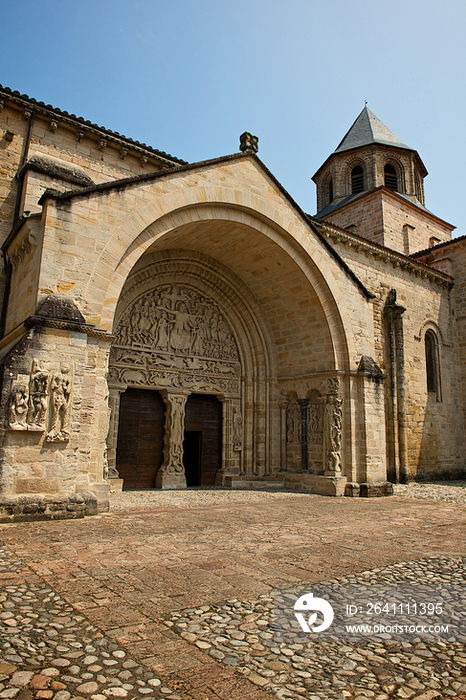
[425,330,441,400]
[384,164,398,191]
[351,165,364,194]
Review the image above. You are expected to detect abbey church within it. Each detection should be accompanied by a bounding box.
[0,85,465,519]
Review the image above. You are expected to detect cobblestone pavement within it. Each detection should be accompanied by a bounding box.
[1,484,466,700]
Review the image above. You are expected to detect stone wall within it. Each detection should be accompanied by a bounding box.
[317,222,466,480]
[0,323,112,503]
[320,190,452,255]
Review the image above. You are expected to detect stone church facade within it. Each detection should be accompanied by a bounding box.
[0,86,464,519]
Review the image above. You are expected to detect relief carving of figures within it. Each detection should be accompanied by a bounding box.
[233,408,242,451]
[307,402,322,443]
[286,398,301,444]
[27,359,49,430]
[46,365,72,443]
[324,394,342,473]
[160,394,188,473]
[115,285,239,361]
[9,384,29,430]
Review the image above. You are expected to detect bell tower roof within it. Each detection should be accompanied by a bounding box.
[334,106,411,154]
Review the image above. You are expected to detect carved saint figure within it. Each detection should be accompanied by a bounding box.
[286,399,301,443]
[233,408,242,451]
[28,359,49,430]
[9,385,29,430]
[46,365,72,442]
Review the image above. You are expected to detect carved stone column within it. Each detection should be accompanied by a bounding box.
[385,289,408,484]
[323,377,343,477]
[298,398,310,473]
[278,401,288,472]
[155,391,190,489]
[106,386,126,483]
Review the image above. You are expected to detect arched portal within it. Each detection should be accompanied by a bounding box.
[107,247,278,488]
[103,200,352,491]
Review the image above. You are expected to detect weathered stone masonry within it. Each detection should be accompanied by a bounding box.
[0,88,464,519]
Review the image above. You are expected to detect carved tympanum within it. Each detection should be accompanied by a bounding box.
[111,286,241,396]
[116,285,239,361]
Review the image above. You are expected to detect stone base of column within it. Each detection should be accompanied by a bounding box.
[108,478,124,492]
[359,481,394,497]
[155,470,187,489]
[344,482,361,497]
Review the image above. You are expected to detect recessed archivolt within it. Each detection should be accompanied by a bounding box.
[86,188,356,369]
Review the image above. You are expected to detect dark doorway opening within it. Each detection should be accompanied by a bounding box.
[183,431,202,486]
[116,388,165,490]
[184,394,222,486]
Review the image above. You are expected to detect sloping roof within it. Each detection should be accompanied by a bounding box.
[0,84,187,166]
[334,107,412,154]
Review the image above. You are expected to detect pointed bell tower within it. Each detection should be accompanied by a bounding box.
[312,108,453,254]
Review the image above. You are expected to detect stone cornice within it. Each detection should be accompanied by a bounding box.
[312,220,454,289]
[24,316,115,340]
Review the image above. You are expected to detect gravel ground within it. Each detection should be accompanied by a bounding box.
[109,480,466,512]
[393,481,466,504]
[109,488,315,511]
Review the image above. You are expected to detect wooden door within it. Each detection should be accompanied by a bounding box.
[116,388,165,490]
[184,394,222,486]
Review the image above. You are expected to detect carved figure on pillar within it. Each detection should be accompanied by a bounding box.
[286,398,301,443]
[156,392,189,489]
[9,385,29,430]
[233,408,242,451]
[46,365,72,443]
[324,394,343,474]
[27,359,49,430]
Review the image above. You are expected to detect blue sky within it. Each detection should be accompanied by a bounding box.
[2,0,466,234]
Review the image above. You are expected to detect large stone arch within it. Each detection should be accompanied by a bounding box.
[89,183,367,490]
[85,196,355,370]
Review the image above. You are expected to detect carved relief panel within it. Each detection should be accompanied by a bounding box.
[110,285,241,397]
[8,359,72,443]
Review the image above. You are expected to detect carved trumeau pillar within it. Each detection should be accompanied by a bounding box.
[107,387,126,479]
[155,391,190,489]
